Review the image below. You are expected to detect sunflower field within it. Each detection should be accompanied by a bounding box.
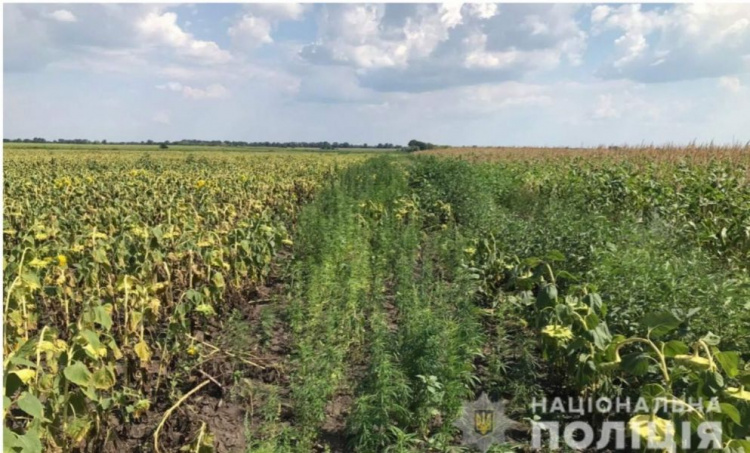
[3,145,750,452]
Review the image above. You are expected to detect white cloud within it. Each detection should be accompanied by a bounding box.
[158,81,229,100]
[463,31,561,70]
[467,3,499,20]
[301,4,586,92]
[9,3,750,147]
[250,3,307,21]
[137,11,231,64]
[463,33,517,69]
[5,5,232,73]
[719,76,743,92]
[183,84,229,100]
[228,15,273,48]
[596,4,750,82]
[228,4,308,50]
[48,9,77,23]
[301,4,465,70]
[591,6,611,24]
[439,3,464,29]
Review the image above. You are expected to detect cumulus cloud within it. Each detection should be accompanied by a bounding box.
[594,4,750,82]
[300,4,586,92]
[6,3,750,146]
[137,11,231,64]
[250,3,307,21]
[590,6,611,24]
[228,16,273,47]
[47,9,77,23]
[228,4,308,50]
[4,4,232,72]
[300,4,474,70]
[467,3,499,20]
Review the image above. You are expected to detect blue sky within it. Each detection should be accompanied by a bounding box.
[4,3,750,146]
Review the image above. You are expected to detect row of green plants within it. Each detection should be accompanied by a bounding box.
[263,155,750,451]
[251,159,488,451]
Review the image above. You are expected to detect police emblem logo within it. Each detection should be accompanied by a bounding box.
[455,393,519,453]
[474,409,494,436]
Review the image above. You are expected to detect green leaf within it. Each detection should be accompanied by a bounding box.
[583,312,600,330]
[134,341,152,365]
[194,304,216,316]
[556,270,578,282]
[701,371,725,396]
[719,403,741,425]
[583,293,603,312]
[586,323,611,351]
[14,427,42,453]
[639,383,666,406]
[64,417,92,444]
[92,248,109,264]
[10,369,36,385]
[91,367,116,390]
[545,250,565,262]
[212,272,225,289]
[17,392,44,419]
[64,362,92,387]
[184,289,203,303]
[536,284,557,309]
[4,427,19,450]
[8,337,38,362]
[78,329,106,358]
[92,305,113,330]
[640,311,681,338]
[20,271,41,291]
[725,439,750,453]
[701,332,721,346]
[663,340,689,357]
[641,383,666,398]
[714,351,740,378]
[151,225,164,243]
[621,352,650,376]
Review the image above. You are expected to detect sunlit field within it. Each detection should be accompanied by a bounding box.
[4,144,750,452]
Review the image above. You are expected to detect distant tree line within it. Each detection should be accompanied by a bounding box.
[405,139,437,152]
[3,137,403,150]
